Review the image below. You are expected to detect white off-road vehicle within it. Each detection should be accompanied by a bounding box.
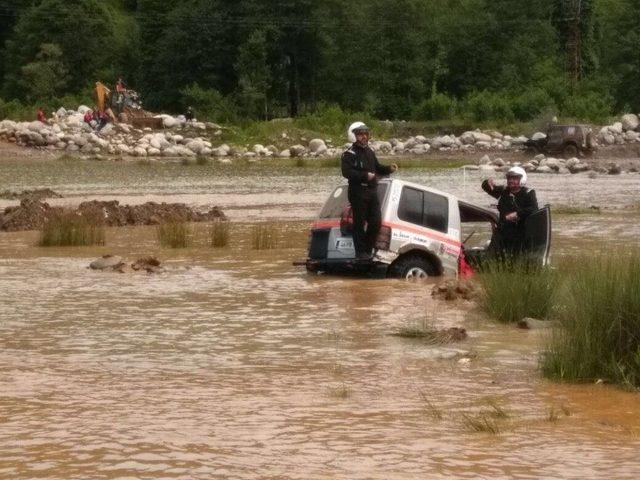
[299,178,551,278]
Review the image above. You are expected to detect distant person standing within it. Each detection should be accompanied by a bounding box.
[341,122,397,261]
[36,107,47,123]
[185,106,194,122]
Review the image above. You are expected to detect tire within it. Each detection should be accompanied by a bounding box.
[562,143,579,158]
[388,254,438,280]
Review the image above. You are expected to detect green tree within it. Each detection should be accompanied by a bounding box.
[20,43,69,102]
[2,0,120,99]
[235,30,272,119]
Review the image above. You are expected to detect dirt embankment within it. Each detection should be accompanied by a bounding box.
[0,199,226,232]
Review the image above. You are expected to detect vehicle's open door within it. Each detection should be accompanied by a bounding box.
[524,205,551,265]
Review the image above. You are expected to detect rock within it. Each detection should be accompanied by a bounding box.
[610,122,623,134]
[621,113,639,131]
[491,158,505,167]
[569,163,589,173]
[77,105,91,114]
[133,146,148,157]
[557,166,570,175]
[479,164,496,172]
[607,163,622,175]
[279,149,291,158]
[536,165,553,174]
[289,145,306,157]
[472,132,492,143]
[602,133,616,145]
[415,135,427,143]
[478,154,491,165]
[55,107,67,118]
[90,255,125,271]
[431,279,478,301]
[531,132,547,141]
[131,256,163,274]
[460,131,476,145]
[308,138,327,154]
[371,140,392,153]
[186,139,206,154]
[517,317,551,329]
[0,188,62,201]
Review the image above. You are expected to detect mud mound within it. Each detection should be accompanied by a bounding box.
[0,199,226,232]
[431,279,478,301]
[0,188,62,201]
[90,255,164,274]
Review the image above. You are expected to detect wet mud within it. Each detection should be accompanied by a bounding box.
[1,158,639,479]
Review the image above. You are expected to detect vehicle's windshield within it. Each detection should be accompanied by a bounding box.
[318,184,388,219]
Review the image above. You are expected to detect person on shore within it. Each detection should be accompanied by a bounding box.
[481,166,538,258]
[96,110,109,132]
[36,107,47,123]
[341,122,398,261]
[83,109,95,129]
[185,106,194,121]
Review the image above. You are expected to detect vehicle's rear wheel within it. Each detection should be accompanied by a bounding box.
[562,143,579,158]
[388,254,438,280]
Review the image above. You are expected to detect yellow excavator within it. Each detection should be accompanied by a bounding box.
[92,81,162,128]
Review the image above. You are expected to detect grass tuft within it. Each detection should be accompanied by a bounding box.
[541,254,640,388]
[209,220,230,248]
[461,412,502,434]
[477,259,557,323]
[38,211,105,247]
[418,390,444,420]
[157,220,191,248]
[328,383,351,399]
[251,224,279,250]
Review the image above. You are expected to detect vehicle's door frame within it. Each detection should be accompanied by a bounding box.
[524,205,552,265]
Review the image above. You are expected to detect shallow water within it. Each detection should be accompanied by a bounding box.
[1,159,640,479]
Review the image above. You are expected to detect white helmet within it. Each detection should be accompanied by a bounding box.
[506,166,527,185]
[347,121,369,143]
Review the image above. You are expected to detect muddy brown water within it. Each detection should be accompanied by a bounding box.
[1,158,640,479]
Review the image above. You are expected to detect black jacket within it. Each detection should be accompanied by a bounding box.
[481,180,538,233]
[341,143,392,188]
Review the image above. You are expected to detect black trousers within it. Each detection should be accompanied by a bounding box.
[348,185,381,256]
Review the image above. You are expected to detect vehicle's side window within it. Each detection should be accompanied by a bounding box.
[398,187,423,225]
[423,191,448,233]
[398,187,449,233]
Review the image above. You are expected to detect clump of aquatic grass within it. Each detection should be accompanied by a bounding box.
[156,220,191,248]
[553,204,601,215]
[251,224,279,250]
[38,211,105,246]
[461,412,502,434]
[477,258,558,323]
[483,398,509,419]
[209,220,230,247]
[541,254,640,388]
[418,390,443,420]
[328,383,351,399]
[392,320,467,344]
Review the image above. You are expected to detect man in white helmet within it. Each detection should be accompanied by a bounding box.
[482,166,538,257]
[341,122,398,261]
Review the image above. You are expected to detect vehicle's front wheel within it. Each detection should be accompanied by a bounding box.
[388,254,438,280]
[562,143,579,158]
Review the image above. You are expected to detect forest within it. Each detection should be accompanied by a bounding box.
[0,0,638,125]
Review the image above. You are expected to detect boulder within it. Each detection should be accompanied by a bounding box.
[607,163,622,175]
[133,146,148,157]
[90,255,125,271]
[517,317,551,329]
[531,132,547,141]
[472,131,492,143]
[279,149,291,158]
[460,131,476,145]
[491,158,505,167]
[415,135,427,144]
[478,154,491,165]
[308,138,327,154]
[621,113,639,131]
[610,122,623,134]
[289,145,306,157]
[536,165,553,174]
[77,105,91,114]
[186,139,205,154]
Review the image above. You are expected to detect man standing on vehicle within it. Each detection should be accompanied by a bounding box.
[481,166,538,258]
[341,122,398,261]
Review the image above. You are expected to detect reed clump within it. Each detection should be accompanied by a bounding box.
[209,220,230,248]
[157,220,191,248]
[477,258,557,323]
[38,211,105,246]
[251,224,279,250]
[541,254,640,388]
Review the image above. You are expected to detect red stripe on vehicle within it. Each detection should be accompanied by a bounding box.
[311,219,461,248]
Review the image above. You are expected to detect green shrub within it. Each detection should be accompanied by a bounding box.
[561,91,613,123]
[180,83,238,123]
[465,90,515,123]
[412,93,457,121]
[477,259,557,323]
[541,255,640,388]
[38,211,105,246]
[512,89,557,121]
[157,220,191,248]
